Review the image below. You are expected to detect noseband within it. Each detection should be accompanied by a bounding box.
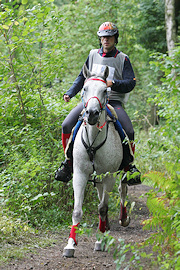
[85,96,103,109]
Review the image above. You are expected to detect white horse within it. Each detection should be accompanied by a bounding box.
[63,64,130,257]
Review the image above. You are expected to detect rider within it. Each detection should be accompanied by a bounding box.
[55,22,141,185]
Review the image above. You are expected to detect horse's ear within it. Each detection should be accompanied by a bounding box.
[83,64,91,79]
[103,66,109,80]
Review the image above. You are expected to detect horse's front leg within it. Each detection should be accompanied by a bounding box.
[63,171,88,257]
[118,182,130,227]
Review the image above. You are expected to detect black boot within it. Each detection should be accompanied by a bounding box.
[121,164,141,186]
[55,159,72,183]
[119,141,134,170]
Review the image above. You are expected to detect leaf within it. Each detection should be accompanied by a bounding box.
[2,25,9,30]
[31,194,43,201]
[22,0,28,4]
[12,36,19,42]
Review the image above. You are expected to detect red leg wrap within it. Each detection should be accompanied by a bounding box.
[99,216,106,233]
[62,133,71,152]
[120,203,127,220]
[69,223,79,246]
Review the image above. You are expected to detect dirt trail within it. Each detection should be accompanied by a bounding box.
[1,185,156,270]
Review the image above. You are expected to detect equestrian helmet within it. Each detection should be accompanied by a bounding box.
[97,22,119,44]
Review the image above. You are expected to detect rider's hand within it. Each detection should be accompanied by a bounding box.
[106,80,113,88]
[63,94,70,102]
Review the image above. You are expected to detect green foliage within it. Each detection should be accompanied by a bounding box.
[137,47,180,267]
[97,163,180,269]
[0,0,66,127]
[148,46,180,163]
[140,48,180,268]
[95,234,154,270]
[137,0,166,53]
[134,49,180,268]
[0,207,36,243]
[0,0,73,228]
[143,163,180,269]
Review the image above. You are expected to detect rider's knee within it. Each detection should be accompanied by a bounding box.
[62,121,71,134]
[126,128,134,141]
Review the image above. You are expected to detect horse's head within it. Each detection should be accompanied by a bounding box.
[82,64,109,126]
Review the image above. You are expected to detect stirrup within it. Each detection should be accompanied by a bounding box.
[122,165,141,186]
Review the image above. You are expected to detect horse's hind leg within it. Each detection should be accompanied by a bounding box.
[118,182,130,227]
[98,204,109,232]
[96,183,110,232]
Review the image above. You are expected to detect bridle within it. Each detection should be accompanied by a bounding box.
[81,76,108,125]
[82,78,107,111]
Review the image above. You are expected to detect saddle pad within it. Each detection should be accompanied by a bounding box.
[106,104,118,119]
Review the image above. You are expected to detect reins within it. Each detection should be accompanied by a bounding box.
[81,121,109,163]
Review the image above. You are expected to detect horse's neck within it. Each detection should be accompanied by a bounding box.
[84,111,106,145]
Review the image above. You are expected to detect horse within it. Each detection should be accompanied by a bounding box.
[63,64,130,257]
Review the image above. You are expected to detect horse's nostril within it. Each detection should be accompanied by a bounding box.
[89,109,99,117]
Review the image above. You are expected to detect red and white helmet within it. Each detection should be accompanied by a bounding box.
[97,22,119,38]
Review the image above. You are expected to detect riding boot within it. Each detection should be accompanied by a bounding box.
[121,164,141,186]
[55,117,83,183]
[119,141,134,170]
[55,159,73,182]
[55,132,73,183]
[121,142,141,186]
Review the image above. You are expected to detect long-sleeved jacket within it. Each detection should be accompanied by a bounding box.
[65,47,136,104]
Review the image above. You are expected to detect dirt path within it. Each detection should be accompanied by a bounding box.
[1,185,156,270]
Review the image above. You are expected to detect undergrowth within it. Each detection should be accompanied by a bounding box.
[96,161,180,270]
[0,208,58,264]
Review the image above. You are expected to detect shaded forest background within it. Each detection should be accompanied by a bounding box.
[0,0,179,269]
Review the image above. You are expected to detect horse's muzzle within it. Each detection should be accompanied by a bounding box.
[85,108,100,125]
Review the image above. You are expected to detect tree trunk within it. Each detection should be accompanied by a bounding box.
[165,0,177,56]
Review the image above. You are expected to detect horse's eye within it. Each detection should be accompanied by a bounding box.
[82,87,87,97]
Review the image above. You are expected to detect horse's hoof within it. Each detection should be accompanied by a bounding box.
[63,247,75,257]
[119,216,130,227]
[94,240,104,251]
